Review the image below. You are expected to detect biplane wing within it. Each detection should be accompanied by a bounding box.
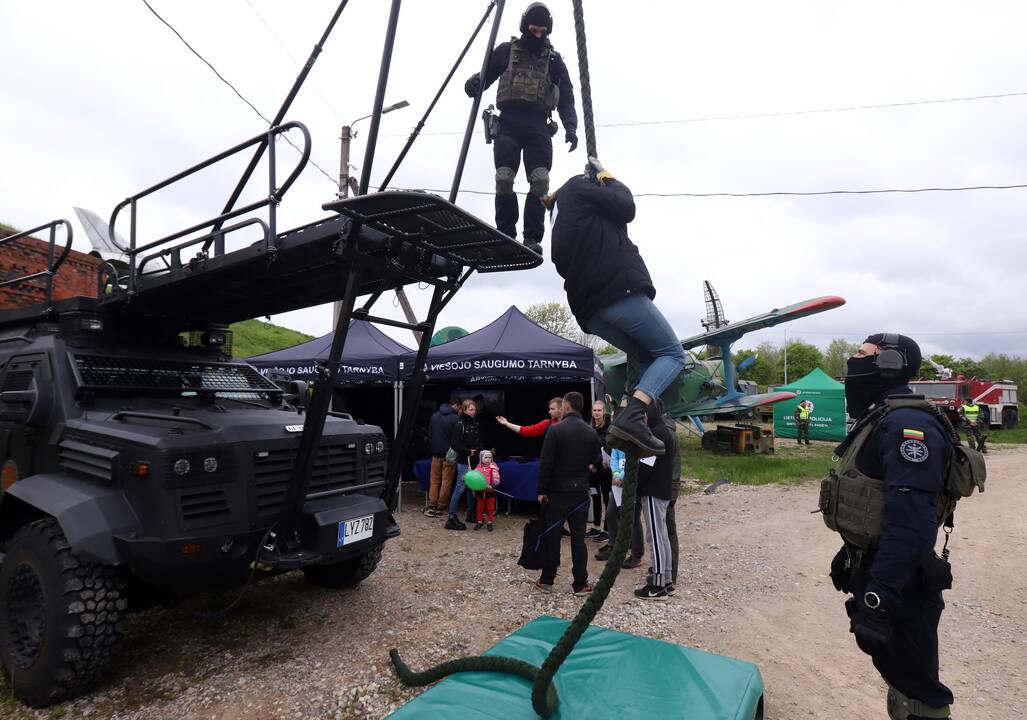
[670,390,797,418]
[677,296,846,350]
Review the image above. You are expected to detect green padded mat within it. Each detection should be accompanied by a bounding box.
[387,615,764,719]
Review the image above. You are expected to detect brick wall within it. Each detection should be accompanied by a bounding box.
[0,226,102,310]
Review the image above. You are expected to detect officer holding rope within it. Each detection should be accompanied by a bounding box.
[823,333,981,720]
[464,2,578,252]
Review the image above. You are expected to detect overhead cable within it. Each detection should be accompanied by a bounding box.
[393,90,1027,137]
[140,0,340,189]
[415,183,1027,199]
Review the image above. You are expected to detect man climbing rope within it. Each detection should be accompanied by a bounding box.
[543,159,687,456]
[464,2,578,252]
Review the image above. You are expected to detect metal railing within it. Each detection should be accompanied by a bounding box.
[0,219,73,311]
[107,121,311,296]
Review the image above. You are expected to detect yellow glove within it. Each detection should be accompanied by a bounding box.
[587,156,615,185]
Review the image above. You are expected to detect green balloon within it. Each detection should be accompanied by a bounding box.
[464,469,487,491]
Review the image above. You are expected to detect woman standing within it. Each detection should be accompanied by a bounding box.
[445,400,480,531]
[587,399,612,542]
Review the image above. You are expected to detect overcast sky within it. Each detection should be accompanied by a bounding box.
[2,1,1026,358]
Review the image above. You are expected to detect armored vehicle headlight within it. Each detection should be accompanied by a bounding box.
[364,442,374,455]
[203,456,218,473]
[376,440,385,453]
[173,458,191,476]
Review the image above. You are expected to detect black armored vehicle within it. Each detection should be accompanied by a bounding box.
[0,2,540,702]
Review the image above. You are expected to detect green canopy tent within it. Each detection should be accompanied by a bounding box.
[773,367,847,441]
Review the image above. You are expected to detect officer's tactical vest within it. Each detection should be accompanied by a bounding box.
[798,406,811,421]
[819,396,986,552]
[962,403,980,423]
[496,38,558,113]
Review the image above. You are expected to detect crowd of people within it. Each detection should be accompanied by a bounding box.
[423,389,680,602]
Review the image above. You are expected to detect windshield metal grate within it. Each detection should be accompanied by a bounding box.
[70,354,280,395]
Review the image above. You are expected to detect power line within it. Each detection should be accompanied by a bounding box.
[414,183,1027,199]
[140,0,340,189]
[240,0,344,124]
[393,90,1027,137]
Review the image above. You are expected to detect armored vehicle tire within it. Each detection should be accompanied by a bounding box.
[0,518,126,707]
[302,544,383,589]
[700,431,717,450]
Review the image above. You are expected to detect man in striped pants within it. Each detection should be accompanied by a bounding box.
[633,400,678,601]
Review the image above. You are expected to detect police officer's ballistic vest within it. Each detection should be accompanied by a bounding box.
[496,38,558,113]
[819,396,986,552]
[961,402,980,423]
[798,405,811,421]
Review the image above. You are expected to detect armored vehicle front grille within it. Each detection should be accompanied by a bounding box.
[58,440,119,482]
[366,462,386,487]
[180,488,230,529]
[2,370,32,392]
[253,443,360,518]
[70,354,280,395]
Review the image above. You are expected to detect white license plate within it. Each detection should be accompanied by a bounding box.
[338,514,374,547]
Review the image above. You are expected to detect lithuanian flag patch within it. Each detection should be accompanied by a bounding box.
[903,429,925,440]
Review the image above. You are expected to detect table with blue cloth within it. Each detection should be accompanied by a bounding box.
[413,458,541,506]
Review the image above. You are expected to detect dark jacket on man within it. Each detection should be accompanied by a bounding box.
[636,421,676,500]
[450,414,481,466]
[550,176,655,328]
[428,403,458,458]
[536,410,601,495]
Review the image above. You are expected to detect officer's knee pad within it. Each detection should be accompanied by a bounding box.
[528,166,550,197]
[495,167,516,195]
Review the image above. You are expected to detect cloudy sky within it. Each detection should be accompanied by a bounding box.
[2,1,1026,358]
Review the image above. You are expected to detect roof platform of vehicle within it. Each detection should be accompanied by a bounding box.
[91,191,541,328]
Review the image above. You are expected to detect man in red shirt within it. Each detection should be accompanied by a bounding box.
[497,397,563,437]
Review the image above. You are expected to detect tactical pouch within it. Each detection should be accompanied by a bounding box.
[947,443,986,498]
[819,467,885,552]
[544,83,559,112]
[919,552,953,592]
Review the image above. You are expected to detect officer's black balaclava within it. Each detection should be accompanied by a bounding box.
[844,333,922,418]
[520,3,551,50]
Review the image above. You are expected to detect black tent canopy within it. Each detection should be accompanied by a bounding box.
[402,305,603,388]
[248,319,411,383]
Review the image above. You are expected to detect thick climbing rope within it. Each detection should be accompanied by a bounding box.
[389,3,641,716]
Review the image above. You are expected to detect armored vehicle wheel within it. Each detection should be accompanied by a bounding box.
[0,518,126,707]
[302,544,383,589]
[700,431,717,451]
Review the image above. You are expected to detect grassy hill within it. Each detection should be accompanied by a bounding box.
[230,319,314,359]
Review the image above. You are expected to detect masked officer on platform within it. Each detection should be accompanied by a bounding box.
[824,333,957,720]
[464,2,578,252]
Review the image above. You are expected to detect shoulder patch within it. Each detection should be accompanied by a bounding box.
[899,438,929,463]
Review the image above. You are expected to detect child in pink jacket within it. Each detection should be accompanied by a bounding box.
[474,450,501,531]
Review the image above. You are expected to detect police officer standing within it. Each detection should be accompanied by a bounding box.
[794,400,812,445]
[959,399,986,453]
[464,2,577,251]
[825,333,955,719]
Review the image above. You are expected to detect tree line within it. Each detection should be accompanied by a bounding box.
[525,302,1025,399]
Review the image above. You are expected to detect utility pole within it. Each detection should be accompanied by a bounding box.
[783,329,788,385]
[332,101,409,325]
[338,125,353,199]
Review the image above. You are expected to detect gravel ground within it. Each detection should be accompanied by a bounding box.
[5,444,1024,720]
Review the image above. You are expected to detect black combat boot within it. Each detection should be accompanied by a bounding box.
[608,396,665,455]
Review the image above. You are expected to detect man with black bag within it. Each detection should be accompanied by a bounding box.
[822,333,985,720]
[533,391,600,596]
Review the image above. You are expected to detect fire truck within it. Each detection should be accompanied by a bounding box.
[909,375,1020,429]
